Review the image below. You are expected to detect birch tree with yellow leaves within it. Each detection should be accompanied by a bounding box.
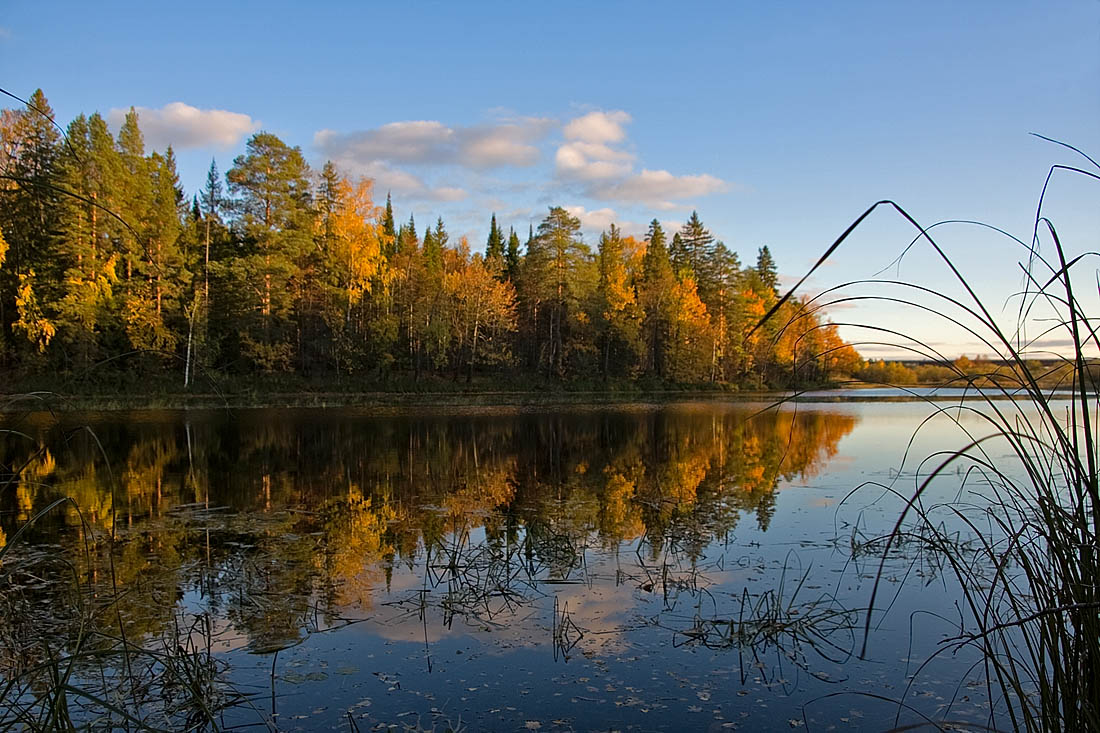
[317,165,390,373]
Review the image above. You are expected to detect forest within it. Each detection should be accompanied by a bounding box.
[0,90,862,391]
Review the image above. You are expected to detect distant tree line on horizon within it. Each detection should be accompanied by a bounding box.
[0,90,863,390]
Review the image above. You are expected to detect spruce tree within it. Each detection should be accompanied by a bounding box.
[139,148,187,350]
[1,89,62,355]
[199,159,224,298]
[669,232,686,274]
[316,161,341,239]
[201,159,223,221]
[485,213,504,265]
[640,219,676,378]
[675,211,720,304]
[53,113,117,364]
[433,216,449,249]
[396,213,417,255]
[505,227,521,282]
[755,245,778,296]
[114,107,150,293]
[382,192,396,255]
[422,222,441,276]
[196,158,231,369]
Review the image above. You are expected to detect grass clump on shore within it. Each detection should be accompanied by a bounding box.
[769,142,1099,730]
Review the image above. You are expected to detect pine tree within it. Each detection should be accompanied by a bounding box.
[520,206,591,377]
[225,131,314,371]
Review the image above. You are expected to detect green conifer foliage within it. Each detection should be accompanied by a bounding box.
[0,89,62,356]
[755,245,778,296]
[485,213,505,267]
[640,219,676,377]
[505,227,521,282]
[225,132,314,371]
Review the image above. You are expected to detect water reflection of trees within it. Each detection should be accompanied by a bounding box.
[0,405,856,662]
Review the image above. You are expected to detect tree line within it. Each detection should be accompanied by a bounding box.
[0,90,861,389]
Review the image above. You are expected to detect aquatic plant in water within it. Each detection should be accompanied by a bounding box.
[763,139,1100,731]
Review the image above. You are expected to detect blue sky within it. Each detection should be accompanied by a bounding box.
[3,1,1097,357]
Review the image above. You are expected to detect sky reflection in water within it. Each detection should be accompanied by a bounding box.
[0,399,1052,730]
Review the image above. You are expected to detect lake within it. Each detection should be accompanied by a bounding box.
[0,396,1051,731]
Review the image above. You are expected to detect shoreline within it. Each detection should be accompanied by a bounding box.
[0,388,794,413]
[0,383,1064,413]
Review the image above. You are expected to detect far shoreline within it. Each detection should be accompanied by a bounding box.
[0,383,1062,414]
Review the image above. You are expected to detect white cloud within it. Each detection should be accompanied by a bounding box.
[345,159,425,193]
[592,169,729,208]
[563,205,637,234]
[313,116,555,203]
[315,121,453,164]
[458,119,555,167]
[553,110,733,215]
[109,102,259,150]
[318,156,467,203]
[431,186,468,202]
[313,117,555,169]
[555,141,634,181]
[563,110,631,144]
[315,108,733,219]
[555,110,636,181]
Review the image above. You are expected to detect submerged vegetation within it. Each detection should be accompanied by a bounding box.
[0,405,857,729]
[0,90,860,395]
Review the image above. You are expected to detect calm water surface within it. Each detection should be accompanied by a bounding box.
[0,398,1049,730]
